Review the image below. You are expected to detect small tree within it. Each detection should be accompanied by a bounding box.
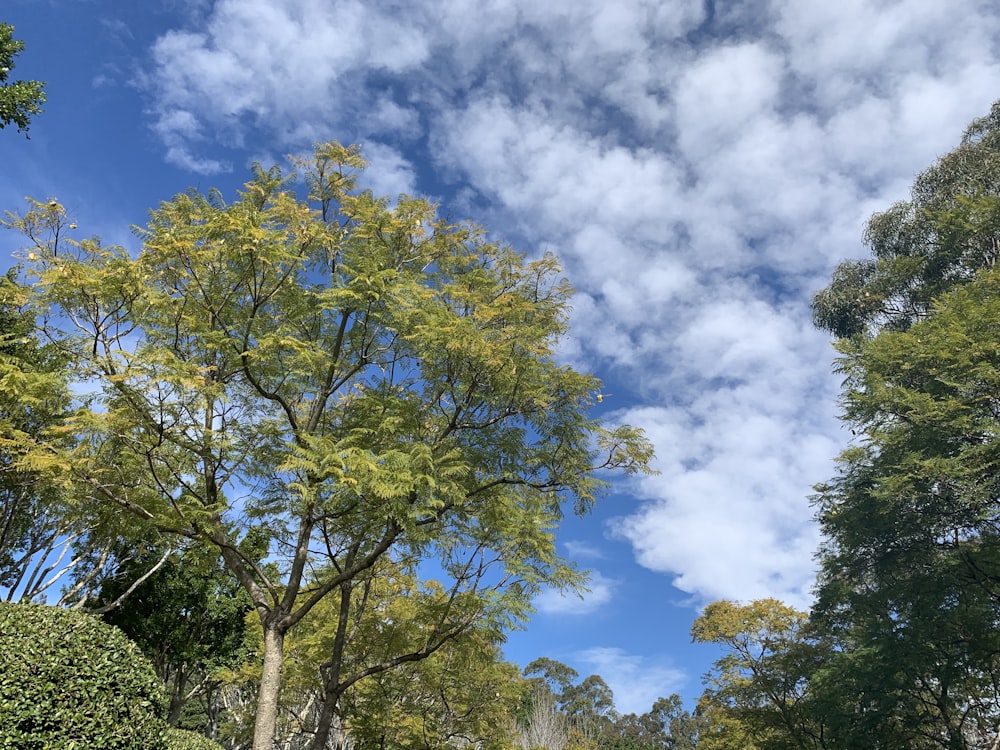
[99,545,254,731]
[692,599,828,750]
[5,143,654,750]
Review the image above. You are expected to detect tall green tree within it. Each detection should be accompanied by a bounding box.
[4,144,654,750]
[811,265,1000,748]
[811,99,1000,749]
[0,23,44,135]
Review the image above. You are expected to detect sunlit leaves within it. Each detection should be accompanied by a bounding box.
[3,141,653,750]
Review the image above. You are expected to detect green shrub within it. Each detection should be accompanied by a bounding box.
[164,727,225,750]
[0,601,168,749]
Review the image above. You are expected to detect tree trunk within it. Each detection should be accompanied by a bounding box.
[252,621,286,750]
[308,581,352,750]
[308,683,343,750]
[166,667,187,726]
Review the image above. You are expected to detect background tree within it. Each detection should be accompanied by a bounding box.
[611,695,703,750]
[99,545,255,733]
[691,599,829,750]
[0,23,45,135]
[4,143,654,750]
[521,657,620,749]
[336,624,523,749]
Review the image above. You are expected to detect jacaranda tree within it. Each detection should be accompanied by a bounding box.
[4,143,654,750]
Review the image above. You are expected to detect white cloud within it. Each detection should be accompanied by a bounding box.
[576,647,686,715]
[535,571,616,616]
[563,540,606,561]
[674,43,785,158]
[355,142,418,198]
[138,0,1000,614]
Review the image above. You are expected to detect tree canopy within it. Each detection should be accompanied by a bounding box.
[804,99,1000,749]
[812,101,1000,339]
[3,142,653,750]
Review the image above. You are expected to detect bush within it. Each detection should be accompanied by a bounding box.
[164,727,225,750]
[0,601,168,749]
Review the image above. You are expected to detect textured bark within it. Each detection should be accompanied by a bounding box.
[252,621,286,750]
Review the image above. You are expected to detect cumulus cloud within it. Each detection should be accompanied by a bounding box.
[138,0,1000,612]
[576,647,686,715]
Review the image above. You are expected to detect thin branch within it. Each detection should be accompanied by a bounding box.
[84,547,173,614]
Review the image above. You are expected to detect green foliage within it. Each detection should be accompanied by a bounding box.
[525,656,582,699]
[813,101,1000,338]
[2,143,654,750]
[811,265,1000,747]
[0,268,73,596]
[0,23,45,135]
[340,628,523,750]
[692,599,828,750]
[221,562,526,749]
[163,728,224,750]
[100,546,254,727]
[810,99,1000,749]
[0,601,168,749]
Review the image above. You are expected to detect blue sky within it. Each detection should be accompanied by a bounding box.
[3,0,1000,715]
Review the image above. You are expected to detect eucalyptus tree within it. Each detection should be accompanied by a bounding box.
[522,657,617,748]
[4,143,654,750]
[813,101,1000,338]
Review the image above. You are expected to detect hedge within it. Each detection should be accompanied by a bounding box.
[0,601,168,749]
[164,727,225,750]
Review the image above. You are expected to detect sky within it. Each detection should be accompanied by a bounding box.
[2,0,1000,715]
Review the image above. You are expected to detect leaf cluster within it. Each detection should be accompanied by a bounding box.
[0,23,45,135]
[812,102,1000,338]
[0,602,168,749]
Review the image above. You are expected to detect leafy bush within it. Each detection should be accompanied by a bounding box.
[0,601,168,749]
[164,727,225,750]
